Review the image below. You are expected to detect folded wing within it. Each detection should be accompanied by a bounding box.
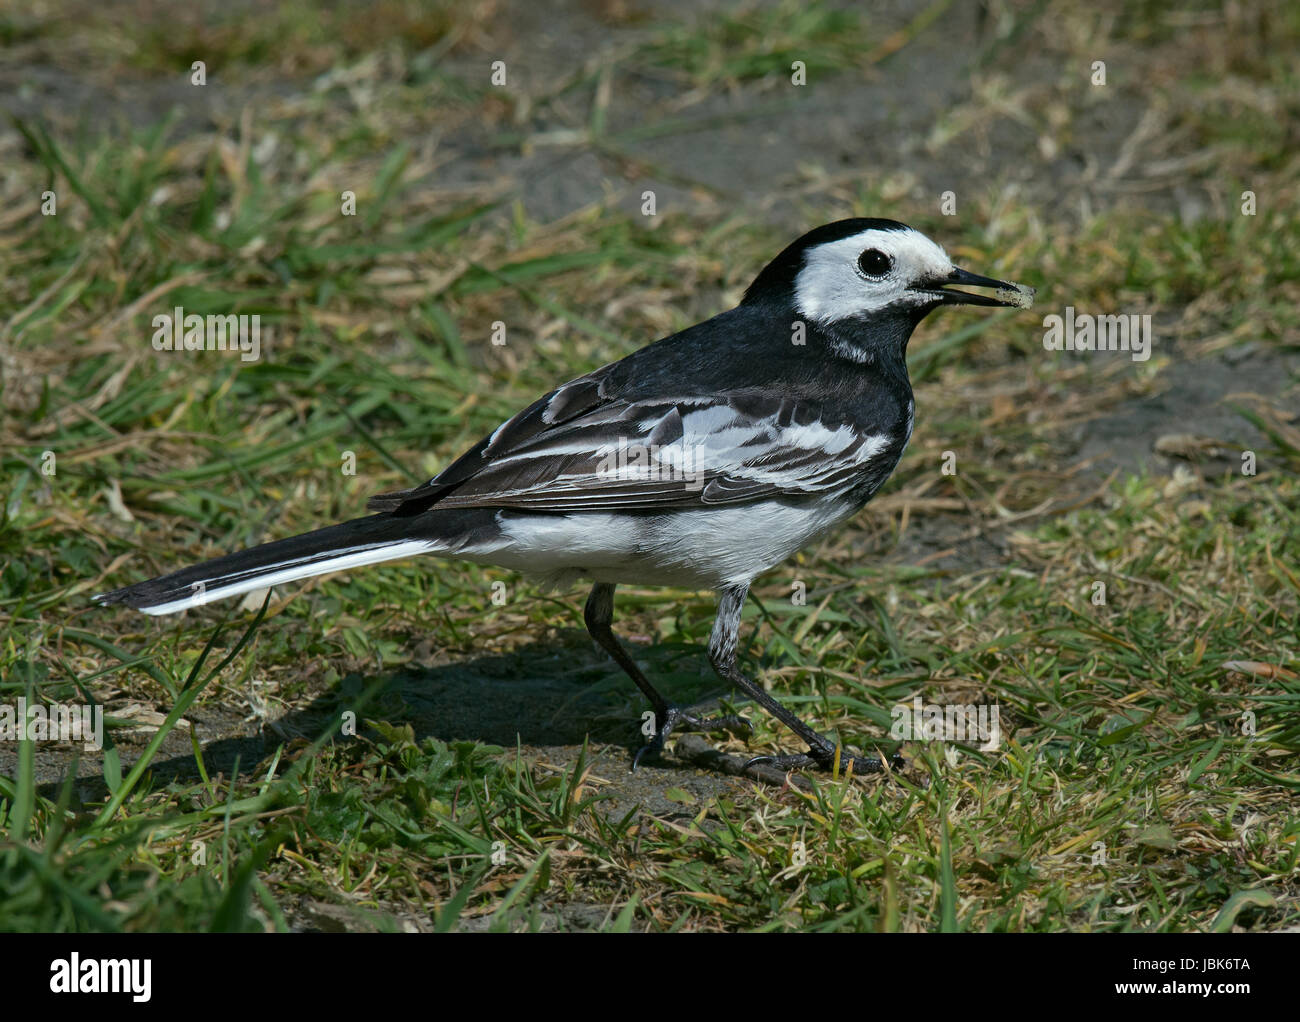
[369,369,896,514]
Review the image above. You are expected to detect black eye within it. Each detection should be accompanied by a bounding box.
[857,249,892,277]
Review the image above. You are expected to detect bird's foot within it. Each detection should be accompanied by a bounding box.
[631,705,752,770]
[744,738,905,778]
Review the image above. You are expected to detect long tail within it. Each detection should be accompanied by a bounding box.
[93,513,442,616]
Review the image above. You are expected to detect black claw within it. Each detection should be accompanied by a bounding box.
[631,742,658,771]
[744,752,815,772]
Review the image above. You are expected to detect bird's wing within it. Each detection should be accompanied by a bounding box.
[369,371,896,513]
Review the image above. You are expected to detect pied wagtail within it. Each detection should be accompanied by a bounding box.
[96,218,1034,775]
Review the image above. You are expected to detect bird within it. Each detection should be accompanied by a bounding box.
[95,218,1034,776]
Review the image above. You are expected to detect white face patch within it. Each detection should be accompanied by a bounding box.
[793,227,954,324]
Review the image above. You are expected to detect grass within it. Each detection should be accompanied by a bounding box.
[1,0,1298,931]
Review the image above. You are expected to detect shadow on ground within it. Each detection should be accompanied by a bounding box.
[8,636,753,819]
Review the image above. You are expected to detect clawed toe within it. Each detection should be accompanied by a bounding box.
[745,745,905,777]
[631,704,752,770]
[680,712,752,737]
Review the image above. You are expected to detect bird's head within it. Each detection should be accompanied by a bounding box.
[743,219,1034,339]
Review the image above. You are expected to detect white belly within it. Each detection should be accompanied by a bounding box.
[457,500,857,591]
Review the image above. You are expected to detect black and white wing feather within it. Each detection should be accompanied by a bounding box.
[369,368,901,515]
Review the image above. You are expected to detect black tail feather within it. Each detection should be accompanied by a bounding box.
[93,513,419,613]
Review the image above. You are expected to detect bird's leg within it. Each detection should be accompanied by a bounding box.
[709,584,904,777]
[583,583,751,768]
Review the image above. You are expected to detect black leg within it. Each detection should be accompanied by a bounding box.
[584,583,670,716]
[583,582,751,767]
[708,584,903,776]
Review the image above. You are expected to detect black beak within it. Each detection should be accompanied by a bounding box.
[920,266,1035,309]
